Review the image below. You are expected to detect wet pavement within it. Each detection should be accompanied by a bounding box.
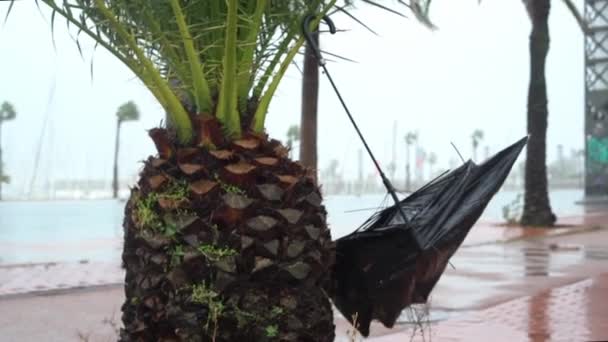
[1,216,601,297]
[0,261,123,297]
[347,274,608,342]
[1,210,608,341]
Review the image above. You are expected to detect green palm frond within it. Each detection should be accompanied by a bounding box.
[360,0,407,18]
[11,0,432,143]
[409,0,436,30]
[24,0,334,143]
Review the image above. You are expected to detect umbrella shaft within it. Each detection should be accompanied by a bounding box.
[301,14,421,250]
[320,64,422,250]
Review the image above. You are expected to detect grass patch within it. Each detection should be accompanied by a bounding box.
[184,286,288,338]
[134,180,189,231]
[221,183,245,195]
[231,304,284,334]
[191,283,225,336]
[213,174,245,195]
[233,306,258,329]
[269,306,283,318]
[160,179,190,201]
[502,193,523,225]
[197,244,237,261]
[170,245,185,267]
[161,222,178,238]
[135,193,162,230]
[264,324,278,338]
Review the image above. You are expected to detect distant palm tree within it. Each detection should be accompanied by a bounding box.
[112,101,139,199]
[519,0,584,226]
[521,0,555,226]
[0,101,16,201]
[419,0,584,227]
[471,129,484,161]
[405,131,418,191]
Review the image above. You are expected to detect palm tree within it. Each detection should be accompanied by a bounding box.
[11,1,432,339]
[518,0,584,226]
[0,101,16,201]
[519,0,555,226]
[405,131,418,191]
[112,101,139,199]
[471,129,484,162]
[11,1,372,340]
[16,2,336,340]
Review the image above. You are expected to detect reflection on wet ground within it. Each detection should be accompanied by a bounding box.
[359,225,608,341]
[347,209,607,340]
[418,275,608,342]
[429,236,608,310]
[347,263,608,341]
[339,272,608,342]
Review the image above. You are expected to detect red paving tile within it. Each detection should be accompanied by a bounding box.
[0,261,123,296]
[350,274,608,342]
[462,210,608,247]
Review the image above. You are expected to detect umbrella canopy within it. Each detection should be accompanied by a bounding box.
[330,137,528,336]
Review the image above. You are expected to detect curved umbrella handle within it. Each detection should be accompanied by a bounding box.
[301,14,336,66]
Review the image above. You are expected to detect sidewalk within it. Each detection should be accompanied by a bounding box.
[0,261,122,297]
[1,210,608,341]
[2,212,604,298]
[340,273,608,342]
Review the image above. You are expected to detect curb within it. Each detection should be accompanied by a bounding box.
[461,225,606,248]
[0,283,123,301]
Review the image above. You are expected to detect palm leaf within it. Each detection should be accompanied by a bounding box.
[215,0,241,137]
[11,0,433,141]
[561,0,586,33]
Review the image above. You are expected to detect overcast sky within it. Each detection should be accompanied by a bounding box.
[0,0,585,197]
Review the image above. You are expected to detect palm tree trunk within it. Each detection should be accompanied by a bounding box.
[521,0,556,226]
[473,145,477,162]
[406,144,411,191]
[112,120,121,199]
[300,32,319,182]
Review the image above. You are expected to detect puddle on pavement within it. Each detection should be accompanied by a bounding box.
[519,244,585,277]
[450,242,608,278]
[584,246,608,260]
[513,243,608,277]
